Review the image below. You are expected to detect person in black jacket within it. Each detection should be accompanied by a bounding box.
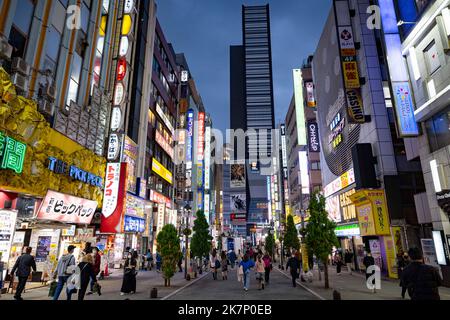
[400,247,442,300]
[286,251,300,287]
[10,247,37,300]
[344,249,354,275]
[363,251,376,293]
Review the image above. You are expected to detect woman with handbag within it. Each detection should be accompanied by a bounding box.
[255,255,265,290]
[66,254,97,301]
[121,251,137,295]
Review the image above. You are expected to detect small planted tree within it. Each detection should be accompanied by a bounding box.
[190,210,213,260]
[157,224,182,287]
[304,192,339,289]
[284,215,300,253]
[265,233,275,258]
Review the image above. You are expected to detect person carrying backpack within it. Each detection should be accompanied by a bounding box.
[220,252,229,280]
[53,245,76,300]
[214,255,221,280]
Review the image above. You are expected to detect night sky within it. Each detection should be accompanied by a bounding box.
[156,0,331,134]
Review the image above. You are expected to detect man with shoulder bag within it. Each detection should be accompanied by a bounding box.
[53,245,76,300]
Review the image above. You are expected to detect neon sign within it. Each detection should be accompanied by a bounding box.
[0,131,26,174]
[48,157,103,188]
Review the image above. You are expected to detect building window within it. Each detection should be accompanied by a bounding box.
[424,41,441,75]
[310,161,320,170]
[66,52,83,107]
[425,105,450,152]
[8,0,35,59]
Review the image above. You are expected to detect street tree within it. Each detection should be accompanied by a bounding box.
[304,192,339,289]
[190,210,213,260]
[264,232,275,258]
[284,214,300,253]
[157,224,182,287]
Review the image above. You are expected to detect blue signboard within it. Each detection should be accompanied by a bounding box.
[124,215,145,233]
[392,82,419,136]
[187,109,194,162]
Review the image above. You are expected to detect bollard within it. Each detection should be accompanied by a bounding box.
[333,290,342,300]
[150,287,157,298]
[186,274,191,281]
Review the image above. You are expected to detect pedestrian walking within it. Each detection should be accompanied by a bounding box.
[145,249,153,270]
[398,252,409,298]
[121,251,137,295]
[10,247,36,300]
[401,247,442,300]
[239,254,255,291]
[87,247,101,295]
[156,251,162,272]
[214,255,221,280]
[335,252,343,275]
[286,252,300,287]
[228,250,237,268]
[178,256,183,272]
[262,253,272,284]
[237,262,244,283]
[344,249,354,275]
[52,245,76,300]
[68,254,97,301]
[255,254,265,290]
[221,252,229,280]
[363,251,376,293]
[83,242,93,255]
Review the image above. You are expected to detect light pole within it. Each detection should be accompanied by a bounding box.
[183,204,191,280]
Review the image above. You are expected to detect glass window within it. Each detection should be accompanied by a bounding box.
[426,105,450,152]
[80,3,90,33]
[12,0,35,33]
[8,26,27,58]
[45,25,61,62]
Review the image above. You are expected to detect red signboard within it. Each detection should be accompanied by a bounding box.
[36,190,97,225]
[150,189,172,209]
[100,162,127,233]
[197,112,205,162]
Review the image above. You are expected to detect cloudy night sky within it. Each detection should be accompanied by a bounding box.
[156,0,331,134]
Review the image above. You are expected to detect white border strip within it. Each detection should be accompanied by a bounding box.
[161,272,210,300]
[275,268,326,300]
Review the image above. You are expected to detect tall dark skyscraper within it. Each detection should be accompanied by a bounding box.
[230,4,275,236]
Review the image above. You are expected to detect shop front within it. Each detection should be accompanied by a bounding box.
[350,189,398,279]
[0,68,106,292]
[149,189,172,253]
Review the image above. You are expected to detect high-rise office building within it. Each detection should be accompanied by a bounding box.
[230,4,275,237]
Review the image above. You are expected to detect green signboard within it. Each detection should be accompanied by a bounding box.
[0,131,26,174]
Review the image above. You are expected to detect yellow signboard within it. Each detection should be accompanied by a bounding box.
[350,189,391,236]
[384,235,398,279]
[293,215,301,225]
[152,158,173,184]
[392,226,404,254]
[301,243,309,272]
[342,61,360,88]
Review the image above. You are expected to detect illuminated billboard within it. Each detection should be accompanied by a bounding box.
[293,69,307,146]
[204,126,211,190]
[299,151,310,195]
[186,109,194,163]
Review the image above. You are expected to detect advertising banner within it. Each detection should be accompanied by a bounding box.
[123,136,138,193]
[204,126,211,190]
[155,130,174,159]
[230,164,245,188]
[0,210,17,269]
[124,215,145,233]
[197,112,205,162]
[350,189,391,236]
[392,226,405,254]
[342,60,360,89]
[392,82,419,136]
[305,82,316,107]
[126,194,145,218]
[101,163,127,233]
[156,204,165,236]
[36,190,97,224]
[307,121,320,152]
[421,238,440,268]
[186,109,194,163]
[345,88,365,123]
[152,158,173,184]
[150,189,172,208]
[338,26,356,56]
[293,69,307,146]
[325,195,341,223]
[383,235,398,279]
[231,193,247,213]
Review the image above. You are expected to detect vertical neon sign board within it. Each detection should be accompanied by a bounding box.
[293,69,307,146]
[204,126,211,190]
[197,112,205,162]
[186,109,194,163]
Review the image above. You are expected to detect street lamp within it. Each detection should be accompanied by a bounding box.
[183,203,191,280]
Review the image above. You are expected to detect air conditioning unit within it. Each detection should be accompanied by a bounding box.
[11,57,30,76]
[0,36,12,60]
[11,73,28,93]
[41,82,56,101]
[38,99,54,116]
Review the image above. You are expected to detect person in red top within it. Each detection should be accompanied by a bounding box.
[262,253,272,284]
[87,247,101,295]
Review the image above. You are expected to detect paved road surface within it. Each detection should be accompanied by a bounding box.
[166,266,319,300]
